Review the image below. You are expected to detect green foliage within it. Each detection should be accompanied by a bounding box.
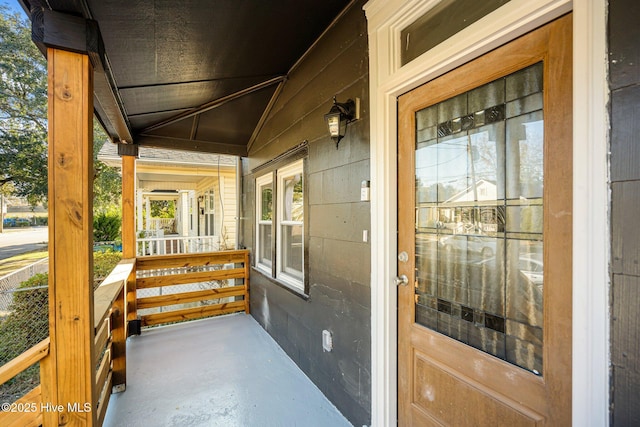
[93,212,121,242]
[93,251,123,283]
[93,122,122,214]
[150,200,176,218]
[0,7,48,201]
[261,187,272,221]
[0,8,122,212]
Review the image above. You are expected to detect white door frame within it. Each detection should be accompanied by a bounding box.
[364,0,609,425]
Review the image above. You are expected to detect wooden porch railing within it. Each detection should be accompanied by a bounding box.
[0,250,249,426]
[135,250,250,327]
[0,338,49,427]
[0,258,134,427]
[92,258,135,425]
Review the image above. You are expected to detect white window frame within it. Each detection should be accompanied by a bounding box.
[275,160,304,291]
[254,159,305,293]
[255,173,274,275]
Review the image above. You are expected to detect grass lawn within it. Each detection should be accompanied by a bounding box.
[0,250,49,277]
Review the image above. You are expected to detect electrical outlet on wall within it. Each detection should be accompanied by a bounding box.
[322,329,333,352]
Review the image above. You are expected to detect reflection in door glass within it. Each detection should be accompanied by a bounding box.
[414,63,544,375]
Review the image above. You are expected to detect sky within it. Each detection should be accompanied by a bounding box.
[0,0,25,16]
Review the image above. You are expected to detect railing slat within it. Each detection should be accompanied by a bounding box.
[96,371,113,427]
[95,347,111,394]
[0,385,43,427]
[136,250,247,270]
[137,285,246,309]
[94,317,110,365]
[0,338,50,386]
[141,300,246,327]
[136,268,245,289]
[112,284,127,393]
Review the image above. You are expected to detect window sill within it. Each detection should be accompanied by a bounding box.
[251,266,309,300]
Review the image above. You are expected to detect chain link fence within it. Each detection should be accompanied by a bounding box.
[0,252,122,405]
[0,258,48,316]
[0,273,49,405]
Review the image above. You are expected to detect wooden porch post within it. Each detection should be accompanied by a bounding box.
[121,154,138,327]
[42,47,96,426]
[122,154,136,259]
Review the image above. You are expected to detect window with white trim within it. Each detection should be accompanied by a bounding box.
[255,159,305,292]
[256,174,273,274]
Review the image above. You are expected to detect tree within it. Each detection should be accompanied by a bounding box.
[0,6,122,217]
[150,200,176,218]
[93,210,121,242]
[0,6,48,201]
[93,122,122,213]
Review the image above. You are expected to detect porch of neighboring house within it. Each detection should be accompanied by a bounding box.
[103,314,351,427]
[99,143,239,257]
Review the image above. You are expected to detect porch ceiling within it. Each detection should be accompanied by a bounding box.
[19,0,352,156]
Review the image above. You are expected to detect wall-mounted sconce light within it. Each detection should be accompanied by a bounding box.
[324,96,359,149]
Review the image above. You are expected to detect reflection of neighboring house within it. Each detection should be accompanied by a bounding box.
[417,179,499,232]
[98,143,238,254]
[444,179,497,203]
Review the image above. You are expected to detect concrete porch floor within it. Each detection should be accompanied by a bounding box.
[104,314,352,427]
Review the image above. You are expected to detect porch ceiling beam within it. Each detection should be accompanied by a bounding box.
[30,6,133,144]
[140,75,287,134]
[136,134,248,157]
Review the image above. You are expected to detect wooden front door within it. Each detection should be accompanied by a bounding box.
[397,15,572,426]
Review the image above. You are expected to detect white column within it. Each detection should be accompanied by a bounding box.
[136,189,143,232]
[145,197,151,232]
[179,191,190,236]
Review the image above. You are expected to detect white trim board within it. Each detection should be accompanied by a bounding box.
[363,0,609,425]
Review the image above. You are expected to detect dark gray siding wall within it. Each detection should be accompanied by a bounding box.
[609,0,640,424]
[239,1,371,425]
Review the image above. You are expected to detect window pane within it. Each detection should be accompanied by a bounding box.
[283,173,303,222]
[261,184,273,221]
[506,111,544,200]
[208,190,215,211]
[259,223,272,266]
[401,0,511,66]
[282,224,303,279]
[256,175,273,271]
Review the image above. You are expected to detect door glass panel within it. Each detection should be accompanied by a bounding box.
[414,62,544,375]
